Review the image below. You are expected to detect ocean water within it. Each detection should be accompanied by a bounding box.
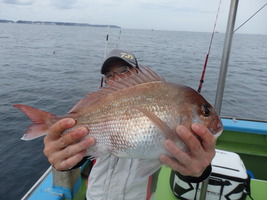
[0,23,266,199]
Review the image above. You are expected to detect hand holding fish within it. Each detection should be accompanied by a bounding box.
[43,119,215,177]
[43,118,95,171]
[160,123,215,177]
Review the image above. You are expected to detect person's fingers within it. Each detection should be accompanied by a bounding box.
[160,154,185,172]
[46,118,76,140]
[160,138,187,165]
[61,137,95,159]
[43,126,88,157]
[57,127,89,148]
[49,137,95,170]
[176,125,203,157]
[163,139,188,163]
[191,123,216,152]
[56,150,87,171]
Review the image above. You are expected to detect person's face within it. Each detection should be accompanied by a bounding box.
[104,60,137,85]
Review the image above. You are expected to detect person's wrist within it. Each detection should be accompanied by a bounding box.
[175,164,212,183]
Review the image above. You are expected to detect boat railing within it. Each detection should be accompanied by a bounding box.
[21,166,52,200]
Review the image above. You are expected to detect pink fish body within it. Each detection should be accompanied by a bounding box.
[14,67,223,161]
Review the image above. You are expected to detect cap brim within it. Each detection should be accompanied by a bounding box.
[101,57,137,74]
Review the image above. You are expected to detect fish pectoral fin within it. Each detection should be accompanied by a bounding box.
[136,159,162,177]
[132,106,178,141]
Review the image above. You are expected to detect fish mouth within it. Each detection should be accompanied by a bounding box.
[214,129,223,139]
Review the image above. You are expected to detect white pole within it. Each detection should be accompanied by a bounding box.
[214,0,239,115]
[200,0,239,199]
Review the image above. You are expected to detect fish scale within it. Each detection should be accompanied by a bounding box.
[78,95,186,159]
[86,105,169,159]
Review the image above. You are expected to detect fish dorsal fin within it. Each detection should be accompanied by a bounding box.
[105,65,164,88]
[68,66,164,114]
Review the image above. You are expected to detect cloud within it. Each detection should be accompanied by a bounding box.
[0,0,266,34]
[49,0,102,10]
[50,0,80,9]
[3,0,34,5]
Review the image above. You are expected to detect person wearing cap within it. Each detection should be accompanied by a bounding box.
[100,49,140,87]
[43,49,215,199]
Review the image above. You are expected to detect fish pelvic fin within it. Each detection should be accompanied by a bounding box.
[132,106,178,142]
[13,104,57,140]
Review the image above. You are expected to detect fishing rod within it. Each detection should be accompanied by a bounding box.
[101,26,122,88]
[197,0,222,93]
[104,25,110,58]
[116,28,122,48]
[103,26,122,58]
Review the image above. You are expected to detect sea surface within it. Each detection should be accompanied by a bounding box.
[0,23,266,199]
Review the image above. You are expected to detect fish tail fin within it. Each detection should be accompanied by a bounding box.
[13,104,57,140]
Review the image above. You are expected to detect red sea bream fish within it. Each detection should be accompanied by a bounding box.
[14,66,223,174]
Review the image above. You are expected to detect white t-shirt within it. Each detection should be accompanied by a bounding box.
[86,155,156,200]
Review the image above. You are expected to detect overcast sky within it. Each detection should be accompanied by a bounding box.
[1,0,267,34]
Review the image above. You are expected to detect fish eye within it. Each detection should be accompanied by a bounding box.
[201,104,210,117]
